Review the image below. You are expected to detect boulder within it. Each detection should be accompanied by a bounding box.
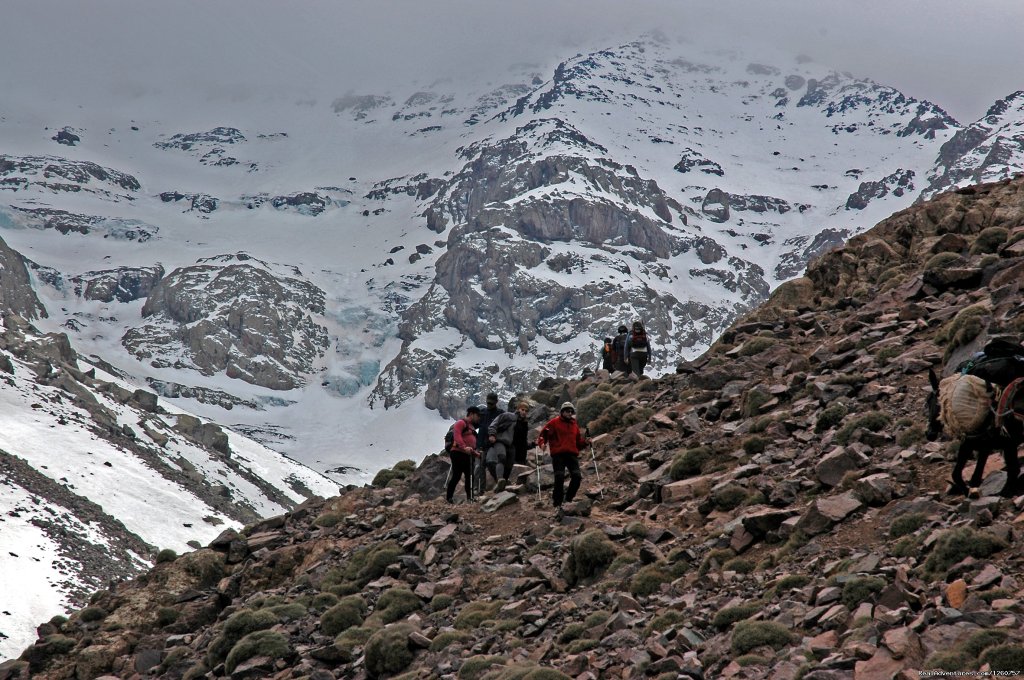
[796,492,864,536]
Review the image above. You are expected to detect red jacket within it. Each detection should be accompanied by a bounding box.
[453,418,478,454]
[538,415,588,456]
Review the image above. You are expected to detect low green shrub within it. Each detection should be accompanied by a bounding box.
[621,407,654,428]
[629,564,671,597]
[698,548,735,576]
[206,608,278,667]
[558,623,587,644]
[374,587,422,624]
[669,446,713,480]
[723,557,755,574]
[225,630,290,674]
[372,459,417,488]
[896,425,925,447]
[890,512,928,538]
[774,574,810,591]
[455,601,503,629]
[179,550,226,588]
[923,650,971,672]
[577,391,618,427]
[981,645,1024,673]
[365,624,416,678]
[712,604,760,630]
[815,403,848,433]
[157,607,180,627]
[430,594,455,612]
[321,596,366,636]
[970,227,1009,254]
[459,655,507,680]
[313,512,345,528]
[835,411,891,445]
[961,629,1009,659]
[312,592,340,610]
[583,610,611,629]
[564,530,617,585]
[480,666,572,680]
[922,527,1007,577]
[841,577,886,608]
[924,252,963,272]
[79,606,107,623]
[624,521,648,539]
[731,620,796,654]
[156,549,178,564]
[742,436,768,456]
[739,337,776,356]
[566,639,598,654]
[712,484,749,511]
[430,630,473,652]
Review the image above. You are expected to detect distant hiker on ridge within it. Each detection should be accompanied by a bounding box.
[600,336,617,373]
[537,402,591,507]
[624,320,653,377]
[612,325,630,375]
[446,406,481,504]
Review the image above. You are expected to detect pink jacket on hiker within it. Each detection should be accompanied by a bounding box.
[453,418,478,455]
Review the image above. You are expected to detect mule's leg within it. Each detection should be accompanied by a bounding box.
[967,441,990,488]
[998,438,1021,498]
[949,440,972,496]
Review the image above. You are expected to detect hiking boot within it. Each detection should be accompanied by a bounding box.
[494,479,507,493]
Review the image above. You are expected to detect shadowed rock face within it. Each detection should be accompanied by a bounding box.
[0,234,46,320]
[122,255,329,390]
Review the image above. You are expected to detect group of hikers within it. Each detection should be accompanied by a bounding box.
[445,395,592,507]
[443,320,656,506]
[600,321,654,377]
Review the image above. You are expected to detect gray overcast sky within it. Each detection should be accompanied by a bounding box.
[2,0,1022,123]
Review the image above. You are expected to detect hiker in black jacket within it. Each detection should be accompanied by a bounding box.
[611,325,630,374]
[512,400,537,466]
[476,392,504,492]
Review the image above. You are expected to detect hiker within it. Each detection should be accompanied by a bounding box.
[487,402,522,492]
[476,393,505,492]
[611,325,630,374]
[446,406,481,504]
[537,402,591,507]
[511,399,537,466]
[624,320,653,377]
[599,337,617,372]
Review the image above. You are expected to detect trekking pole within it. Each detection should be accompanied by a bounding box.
[535,445,543,503]
[586,427,603,499]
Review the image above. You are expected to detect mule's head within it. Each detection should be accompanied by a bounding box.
[925,367,943,441]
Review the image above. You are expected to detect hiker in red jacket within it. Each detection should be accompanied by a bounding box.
[447,406,481,504]
[537,402,591,507]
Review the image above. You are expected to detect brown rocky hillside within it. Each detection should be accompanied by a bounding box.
[4,176,1024,680]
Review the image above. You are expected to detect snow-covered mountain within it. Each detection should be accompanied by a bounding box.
[1,34,1023,483]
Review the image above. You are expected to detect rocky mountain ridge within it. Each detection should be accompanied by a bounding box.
[2,33,1024,477]
[4,175,1024,679]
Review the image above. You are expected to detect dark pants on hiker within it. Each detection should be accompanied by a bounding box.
[447,451,474,502]
[552,453,582,506]
[630,351,649,377]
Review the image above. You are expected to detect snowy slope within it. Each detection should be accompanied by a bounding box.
[0,317,338,660]
[0,33,1022,487]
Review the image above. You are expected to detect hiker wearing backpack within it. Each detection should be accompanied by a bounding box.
[446,406,481,504]
[476,393,505,493]
[487,402,522,492]
[600,337,617,372]
[624,320,653,377]
[537,402,591,507]
[611,325,630,374]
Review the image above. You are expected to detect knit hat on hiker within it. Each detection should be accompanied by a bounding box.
[560,402,576,413]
